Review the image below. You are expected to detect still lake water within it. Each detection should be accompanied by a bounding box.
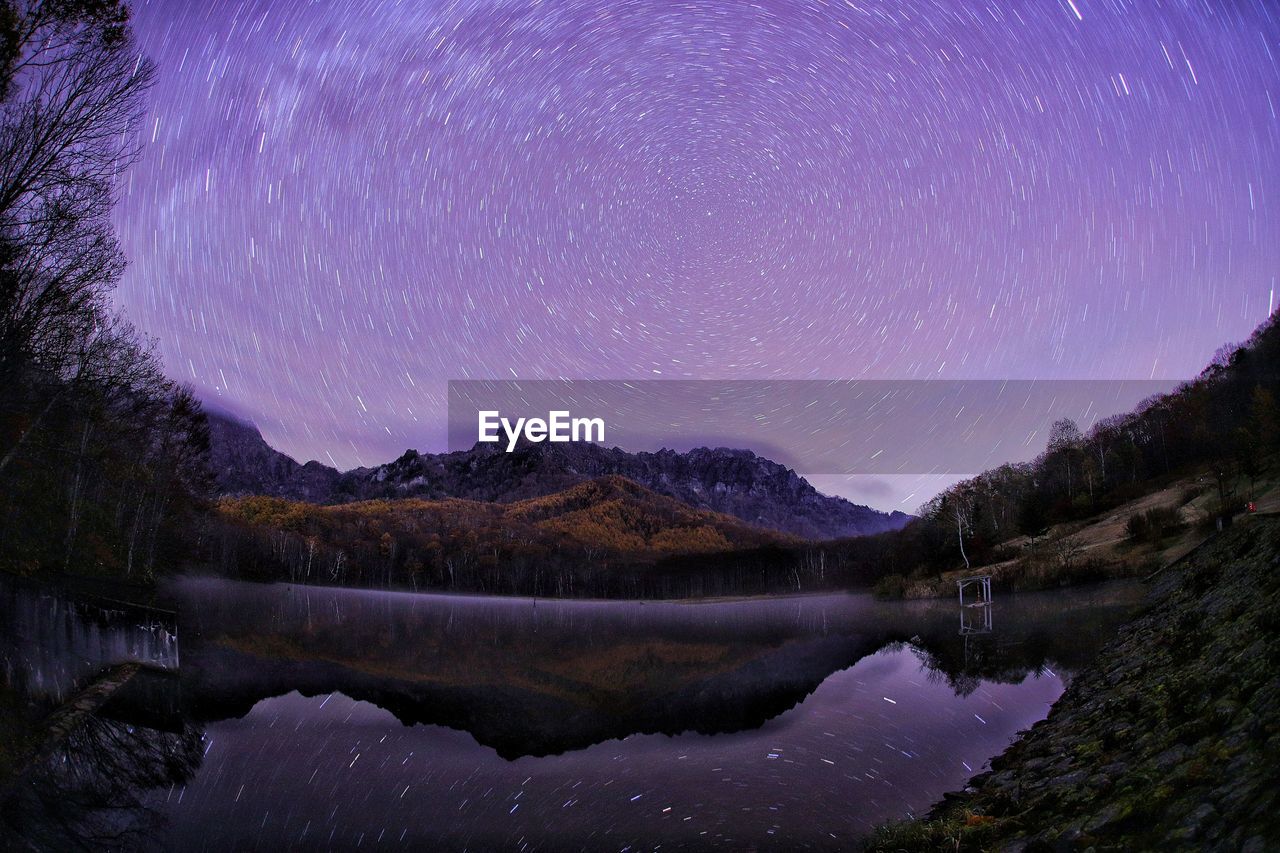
[1,576,1145,850]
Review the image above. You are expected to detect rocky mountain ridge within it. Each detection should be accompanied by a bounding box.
[206,411,911,540]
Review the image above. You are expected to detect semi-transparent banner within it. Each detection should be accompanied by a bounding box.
[447,379,1179,475]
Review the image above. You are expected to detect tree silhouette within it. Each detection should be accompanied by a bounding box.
[0,3,209,581]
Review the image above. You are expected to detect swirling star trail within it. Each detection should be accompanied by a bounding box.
[115,0,1280,475]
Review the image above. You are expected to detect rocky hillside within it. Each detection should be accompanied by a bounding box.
[867,515,1280,852]
[206,412,341,502]
[205,412,910,540]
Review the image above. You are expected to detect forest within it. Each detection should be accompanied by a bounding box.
[207,476,796,598]
[0,1,210,583]
[0,2,1277,602]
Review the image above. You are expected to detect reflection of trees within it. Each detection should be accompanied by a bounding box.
[1,716,204,851]
[170,583,1141,759]
[909,631,1053,698]
[905,599,1140,699]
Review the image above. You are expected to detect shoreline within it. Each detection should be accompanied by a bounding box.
[161,568,1147,608]
[865,515,1280,851]
[7,560,1150,611]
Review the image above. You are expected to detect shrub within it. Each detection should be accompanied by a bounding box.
[1127,505,1183,545]
[1195,498,1247,536]
[863,812,996,851]
[1179,485,1206,506]
[872,573,907,599]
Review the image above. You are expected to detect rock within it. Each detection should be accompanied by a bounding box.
[1083,803,1127,834]
[1213,698,1243,721]
[1084,774,1113,793]
[1153,744,1189,770]
[1098,761,1128,778]
[1180,802,1217,838]
[1054,821,1085,844]
[997,841,1030,853]
[896,520,1280,850]
[1048,770,1087,789]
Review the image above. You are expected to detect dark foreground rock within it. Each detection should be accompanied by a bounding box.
[867,515,1280,852]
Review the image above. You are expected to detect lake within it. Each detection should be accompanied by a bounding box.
[0,576,1145,850]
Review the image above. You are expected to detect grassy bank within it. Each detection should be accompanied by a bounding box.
[873,466,1280,601]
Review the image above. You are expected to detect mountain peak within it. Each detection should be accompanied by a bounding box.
[205,411,910,540]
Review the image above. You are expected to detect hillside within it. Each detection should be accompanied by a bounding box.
[797,311,1280,600]
[211,475,797,596]
[206,413,342,503]
[205,413,910,539]
[878,463,1280,600]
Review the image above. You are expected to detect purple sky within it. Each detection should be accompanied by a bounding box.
[113,0,1280,508]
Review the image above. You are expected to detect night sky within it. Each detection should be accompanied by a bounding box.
[114,0,1280,506]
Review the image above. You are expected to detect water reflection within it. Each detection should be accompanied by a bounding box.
[3,699,204,851]
[0,576,1146,850]
[0,578,196,850]
[960,601,994,635]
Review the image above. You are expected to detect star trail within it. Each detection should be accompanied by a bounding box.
[114,0,1280,473]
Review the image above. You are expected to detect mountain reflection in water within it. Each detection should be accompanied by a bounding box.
[1,576,1145,850]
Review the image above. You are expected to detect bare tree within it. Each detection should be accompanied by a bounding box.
[1049,532,1085,575]
[1047,417,1083,501]
[953,500,970,571]
[0,6,214,581]
[0,0,155,397]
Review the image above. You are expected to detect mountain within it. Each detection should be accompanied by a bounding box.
[206,413,341,503]
[219,474,793,569]
[204,412,911,540]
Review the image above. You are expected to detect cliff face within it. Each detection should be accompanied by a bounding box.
[205,413,910,540]
[205,414,341,503]
[360,441,911,539]
[868,516,1280,852]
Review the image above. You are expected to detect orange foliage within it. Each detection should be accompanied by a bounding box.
[215,475,792,584]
